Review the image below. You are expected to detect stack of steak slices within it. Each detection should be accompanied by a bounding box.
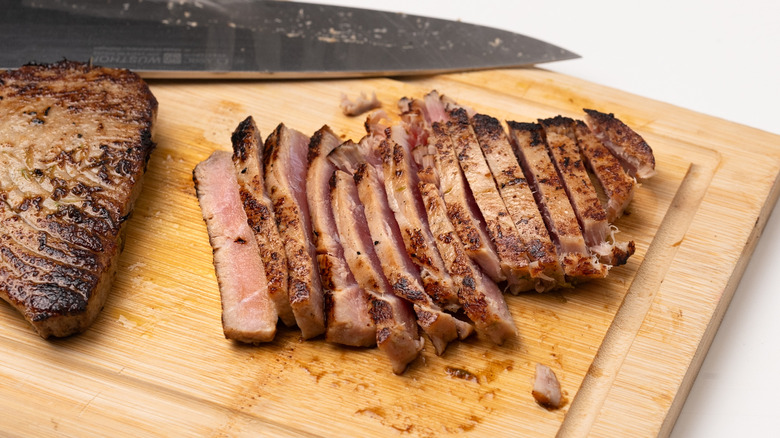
[194,91,654,374]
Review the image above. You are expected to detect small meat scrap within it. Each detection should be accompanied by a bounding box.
[230,116,295,327]
[340,91,381,117]
[532,363,564,410]
[574,120,636,222]
[194,151,278,343]
[264,123,325,339]
[584,109,656,180]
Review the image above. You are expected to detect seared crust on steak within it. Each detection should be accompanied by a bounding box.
[351,160,471,354]
[417,177,516,345]
[331,169,422,373]
[447,109,533,293]
[307,126,376,346]
[574,120,636,222]
[429,121,504,283]
[0,61,156,338]
[471,114,565,292]
[507,121,607,281]
[264,123,325,339]
[584,109,656,180]
[231,116,295,327]
[376,134,460,312]
[539,116,609,249]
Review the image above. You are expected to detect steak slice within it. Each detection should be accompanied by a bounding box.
[539,116,609,249]
[0,61,156,338]
[264,123,325,339]
[507,121,607,281]
[447,108,533,293]
[351,161,471,354]
[428,120,504,283]
[376,134,460,312]
[307,125,375,347]
[471,114,565,292]
[401,93,503,283]
[331,169,422,373]
[194,152,278,343]
[584,109,656,180]
[574,120,636,222]
[230,116,295,327]
[417,174,517,345]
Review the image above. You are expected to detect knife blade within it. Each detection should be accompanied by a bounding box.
[0,0,579,79]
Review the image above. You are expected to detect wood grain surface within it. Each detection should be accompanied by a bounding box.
[2,68,779,437]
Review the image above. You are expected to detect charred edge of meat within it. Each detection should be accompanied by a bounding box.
[470,114,504,143]
[230,116,259,163]
[538,115,576,131]
[307,124,335,164]
[583,108,656,174]
[262,123,285,171]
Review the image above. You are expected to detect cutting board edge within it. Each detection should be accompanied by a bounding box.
[657,165,780,436]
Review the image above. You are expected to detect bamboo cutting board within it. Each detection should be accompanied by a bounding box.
[2,68,779,437]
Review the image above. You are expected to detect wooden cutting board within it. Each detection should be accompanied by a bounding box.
[2,68,779,438]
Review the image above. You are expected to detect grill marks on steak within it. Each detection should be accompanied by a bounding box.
[574,120,636,223]
[447,109,533,293]
[230,117,295,327]
[428,120,504,283]
[584,109,656,180]
[471,114,565,292]
[538,116,609,249]
[307,126,376,347]
[194,152,278,343]
[264,123,325,339]
[348,158,471,355]
[375,133,461,312]
[330,169,422,373]
[507,122,607,281]
[0,61,156,338]
[417,176,517,345]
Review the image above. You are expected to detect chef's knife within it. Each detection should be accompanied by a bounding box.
[0,0,579,78]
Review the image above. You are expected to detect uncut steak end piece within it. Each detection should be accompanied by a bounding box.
[0,61,157,338]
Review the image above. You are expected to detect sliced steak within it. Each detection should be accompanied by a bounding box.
[230,116,295,327]
[263,123,325,339]
[539,116,609,249]
[417,175,516,345]
[331,169,422,373]
[330,139,471,354]
[376,134,460,312]
[0,61,156,338]
[194,151,278,343]
[471,114,565,291]
[307,125,375,347]
[428,121,504,283]
[584,109,656,180]
[574,120,636,222]
[507,121,607,281]
[447,108,533,293]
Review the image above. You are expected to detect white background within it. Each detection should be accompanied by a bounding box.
[301,0,780,435]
